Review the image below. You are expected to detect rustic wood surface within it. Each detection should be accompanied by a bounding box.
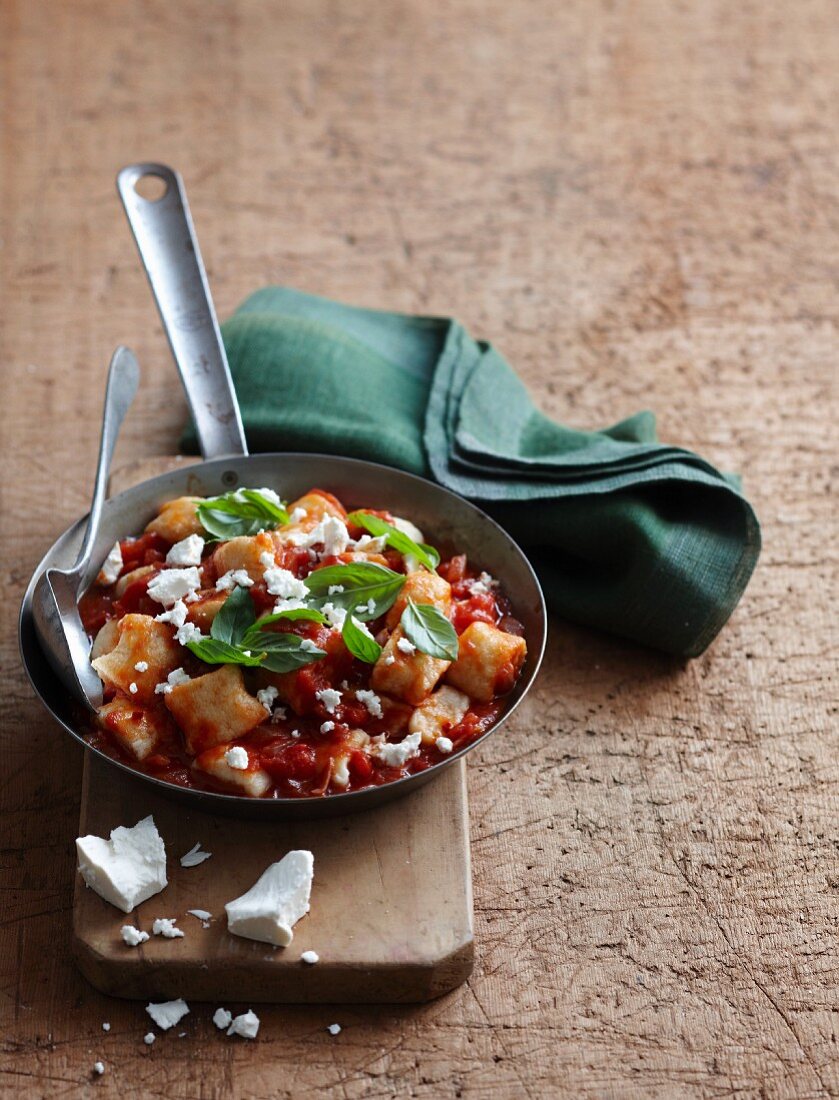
[1,1,836,1097]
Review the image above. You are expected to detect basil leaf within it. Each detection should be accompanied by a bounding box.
[400,599,459,661]
[342,615,382,664]
[186,637,266,667]
[304,562,405,620]
[197,488,289,540]
[347,511,440,571]
[242,607,328,647]
[210,585,255,646]
[254,633,327,674]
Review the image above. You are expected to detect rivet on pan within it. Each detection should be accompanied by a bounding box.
[221,470,238,488]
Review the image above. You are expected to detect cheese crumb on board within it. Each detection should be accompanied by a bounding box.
[227,1010,260,1039]
[76,816,167,913]
[225,850,314,948]
[143,1032,155,1046]
[186,908,212,922]
[121,925,150,947]
[146,999,190,1030]
[301,950,319,964]
[152,917,184,939]
[327,1023,342,1036]
[213,1008,233,1030]
[180,842,212,868]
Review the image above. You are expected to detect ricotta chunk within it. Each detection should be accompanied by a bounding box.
[225,850,314,948]
[152,917,184,939]
[76,816,167,913]
[175,620,204,646]
[301,950,319,964]
[147,567,202,606]
[187,908,212,921]
[155,668,191,695]
[320,602,347,630]
[396,636,416,655]
[356,689,383,719]
[215,569,254,591]
[213,1007,233,1030]
[143,1032,155,1045]
[327,1023,342,1036]
[165,534,205,567]
[224,746,249,770]
[146,999,190,1031]
[436,736,454,754]
[371,732,422,768]
[93,1061,105,1075]
[121,924,150,947]
[316,688,341,713]
[154,599,188,629]
[97,541,123,586]
[256,685,279,713]
[180,842,212,868]
[227,1010,260,1039]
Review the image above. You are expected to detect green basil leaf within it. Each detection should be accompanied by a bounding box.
[197,488,289,540]
[210,585,255,646]
[303,562,405,620]
[341,615,382,664]
[347,511,440,571]
[254,633,327,674]
[186,637,266,667]
[242,607,328,647]
[400,599,459,661]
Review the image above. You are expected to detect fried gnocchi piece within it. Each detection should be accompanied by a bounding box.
[113,564,155,598]
[445,621,527,702]
[210,531,276,582]
[287,489,346,524]
[408,686,470,744]
[98,697,170,760]
[92,614,181,703]
[193,744,271,797]
[371,626,450,705]
[164,665,267,755]
[90,618,120,661]
[144,496,205,543]
[385,570,452,630]
[186,591,228,632]
[327,729,370,790]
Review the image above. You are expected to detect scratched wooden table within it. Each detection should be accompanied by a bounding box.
[1,2,836,1097]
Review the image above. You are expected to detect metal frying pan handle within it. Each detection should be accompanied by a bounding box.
[116,163,249,460]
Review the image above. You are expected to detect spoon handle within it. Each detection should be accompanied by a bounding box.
[75,346,140,572]
[116,163,249,461]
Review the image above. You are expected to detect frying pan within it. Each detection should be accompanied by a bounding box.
[19,163,547,820]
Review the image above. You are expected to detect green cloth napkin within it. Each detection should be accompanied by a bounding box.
[182,287,761,657]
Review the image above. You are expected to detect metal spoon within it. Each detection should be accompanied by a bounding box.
[32,347,140,710]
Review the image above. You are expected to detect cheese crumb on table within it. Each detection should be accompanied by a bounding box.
[152,917,184,939]
[143,1032,156,1045]
[146,999,190,1030]
[301,950,319,964]
[327,1023,342,1036]
[121,924,150,947]
[227,1010,260,1039]
[102,1022,110,1032]
[180,842,212,868]
[213,1007,233,1030]
[93,1060,105,1075]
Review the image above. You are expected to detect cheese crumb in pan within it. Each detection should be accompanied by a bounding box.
[216,569,254,591]
[224,746,249,770]
[97,541,123,586]
[147,567,201,607]
[165,534,205,567]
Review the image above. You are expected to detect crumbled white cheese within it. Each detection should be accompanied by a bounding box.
[165,534,205,567]
[270,705,288,723]
[290,729,300,738]
[146,999,189,1031]
[155,668,191,695]
[224,746,249,770]
[76,816,167,913]
[289,506,307,523]
[300,639,321,654]
[186,909,212,921]
[227,1010,260,1039]
[215,569,254,591]
[257,685,279,713]
[320,602,347,630]
[436,736,454,754]
[351,534,388,553]
[356,689,383,719]
[93,1060,105,1075]
[213,1007,233,1030]
[384,655,396,666]
[392,516,425,543]
[327,584,345,595]
[154,599,188,629]
[134,660,149,672]
[301,950,319,964]
[261,557,308,601]
[121,924,150,947]
[102,1022,110,1032]
[316,688,341,713]
[469,571,498,595]
[143,1032,155,1045]
[371,732,422,767]
[355,597,377,616]
[396,636,416,655]
[180,842,211,868]
[128,682,138,695]
[147,567,201,606]
[289,516,350,557]
[320,721,335,734]
[97,541,123,586]
[152,917,184,939]
[175,620,204,646]
[327,1023,342,1036]
[225,850,314,948]
[253,487,282,507]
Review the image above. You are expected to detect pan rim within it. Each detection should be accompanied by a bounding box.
[20,451,547,813]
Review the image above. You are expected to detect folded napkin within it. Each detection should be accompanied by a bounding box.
[182,287,761,657]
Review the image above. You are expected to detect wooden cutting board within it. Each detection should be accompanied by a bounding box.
[71,458,473,1004]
